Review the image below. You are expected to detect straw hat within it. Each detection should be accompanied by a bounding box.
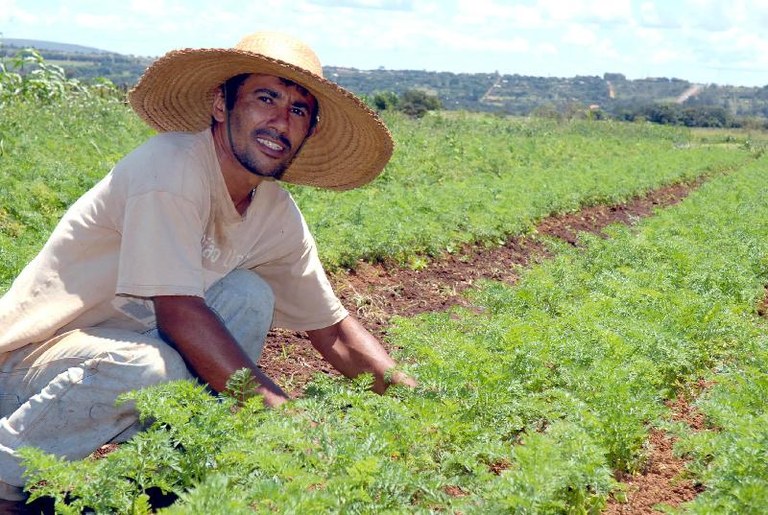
[128,31,393,190]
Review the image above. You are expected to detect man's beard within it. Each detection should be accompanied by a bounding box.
[232,128,294,180]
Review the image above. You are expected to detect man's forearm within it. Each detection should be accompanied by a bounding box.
[307,315,415,393]
[153,295,288,406]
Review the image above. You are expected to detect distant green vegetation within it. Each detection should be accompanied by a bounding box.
[368,89,443,118]
[4,39,768,126]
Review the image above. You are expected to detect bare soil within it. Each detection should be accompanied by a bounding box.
[259,179,709,514]
[261,181,700,393]
[604,380,711,514]
[757,285,768,318]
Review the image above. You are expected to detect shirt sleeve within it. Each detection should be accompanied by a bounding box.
[116,191,206,298]
[251,226,348,332]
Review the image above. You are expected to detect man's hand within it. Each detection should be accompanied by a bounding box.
[388,369,418,390]
[307,315,416,393]
[153,295,289,407]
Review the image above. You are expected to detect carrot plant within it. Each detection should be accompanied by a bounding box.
[18,140,768,513]
[4,54,768,512]
[292,111,756,270]
[0,96,151,287]
[391,156,768,511]
[662,163,768,513]
[1,94,757,288]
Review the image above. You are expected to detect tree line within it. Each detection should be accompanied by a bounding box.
[2,42,767,128]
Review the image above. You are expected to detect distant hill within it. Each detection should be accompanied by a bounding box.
[2,38,112,55]
[326,67,768,123]
[1,38,154,89]
[2,38,767,124]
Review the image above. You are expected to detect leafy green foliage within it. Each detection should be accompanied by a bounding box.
[397,89,442,118]
[17,144,768,513]
[367,89,441,117]
[626,102,737,128]
[0,64,151,287]
[369,90,399,111]
[674,338,768,512]
[293,112,753,271]
[0,48,122,105]
[6,53,768,513]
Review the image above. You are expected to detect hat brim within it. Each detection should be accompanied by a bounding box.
[128,48,393,190]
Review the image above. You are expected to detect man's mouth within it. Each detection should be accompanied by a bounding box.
[253,129,292,157]
[256,137,284,152]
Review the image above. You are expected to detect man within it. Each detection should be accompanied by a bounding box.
[0,31,414,503]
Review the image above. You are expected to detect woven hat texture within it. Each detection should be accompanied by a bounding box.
[128,31,393,190]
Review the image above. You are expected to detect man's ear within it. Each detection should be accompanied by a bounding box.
[212,89,227,123]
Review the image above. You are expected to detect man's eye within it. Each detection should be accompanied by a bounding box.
[258,95,273,104]
[292,108,307,117]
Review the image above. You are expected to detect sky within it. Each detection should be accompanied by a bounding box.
[2,0,768,88]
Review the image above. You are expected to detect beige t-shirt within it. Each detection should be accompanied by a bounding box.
[0,129,347,354]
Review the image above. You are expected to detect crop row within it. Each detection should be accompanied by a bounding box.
[0,100,758,291]
[295,112,756,270]
[19,133,768,512]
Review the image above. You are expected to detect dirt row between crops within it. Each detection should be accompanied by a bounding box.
[260,179,709,514]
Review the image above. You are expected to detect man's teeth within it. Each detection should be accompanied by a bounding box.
[257,138,283,151]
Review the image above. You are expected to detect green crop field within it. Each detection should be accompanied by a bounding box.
[3,58,768,513]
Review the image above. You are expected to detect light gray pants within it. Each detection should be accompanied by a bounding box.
[0,270,274,499]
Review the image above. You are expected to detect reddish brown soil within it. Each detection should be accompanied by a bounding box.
[757,285,768,318]
[604,381,711,514]
[260,181,699,392]
[258,180,708,514]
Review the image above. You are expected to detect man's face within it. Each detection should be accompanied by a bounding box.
[225,74,318,179]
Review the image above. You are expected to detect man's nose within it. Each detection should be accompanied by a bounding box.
[267,106,291,132]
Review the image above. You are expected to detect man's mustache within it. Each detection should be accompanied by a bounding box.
[252,128,292,152]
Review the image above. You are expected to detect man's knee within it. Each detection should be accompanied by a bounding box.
[205,270,274,360]
[206,269,275,326]
[216,269,274,305]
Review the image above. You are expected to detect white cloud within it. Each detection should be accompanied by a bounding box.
[633,26,665,46]
[454,0,513,25]
[537,0,583,22]
[129,0,167,16]
[445,33,530,54]
[308,0,414,10]
[509,4,544,27]
[649,47,682,65]
[536,42,558,56]
[706,26,768,61]
[0,0,37,24]
[587,0,633,22]
[636,2,682,29]
[687,4,732,31]
[563,24,598,46]
[73,13,124,29]
[5,0,768,85]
